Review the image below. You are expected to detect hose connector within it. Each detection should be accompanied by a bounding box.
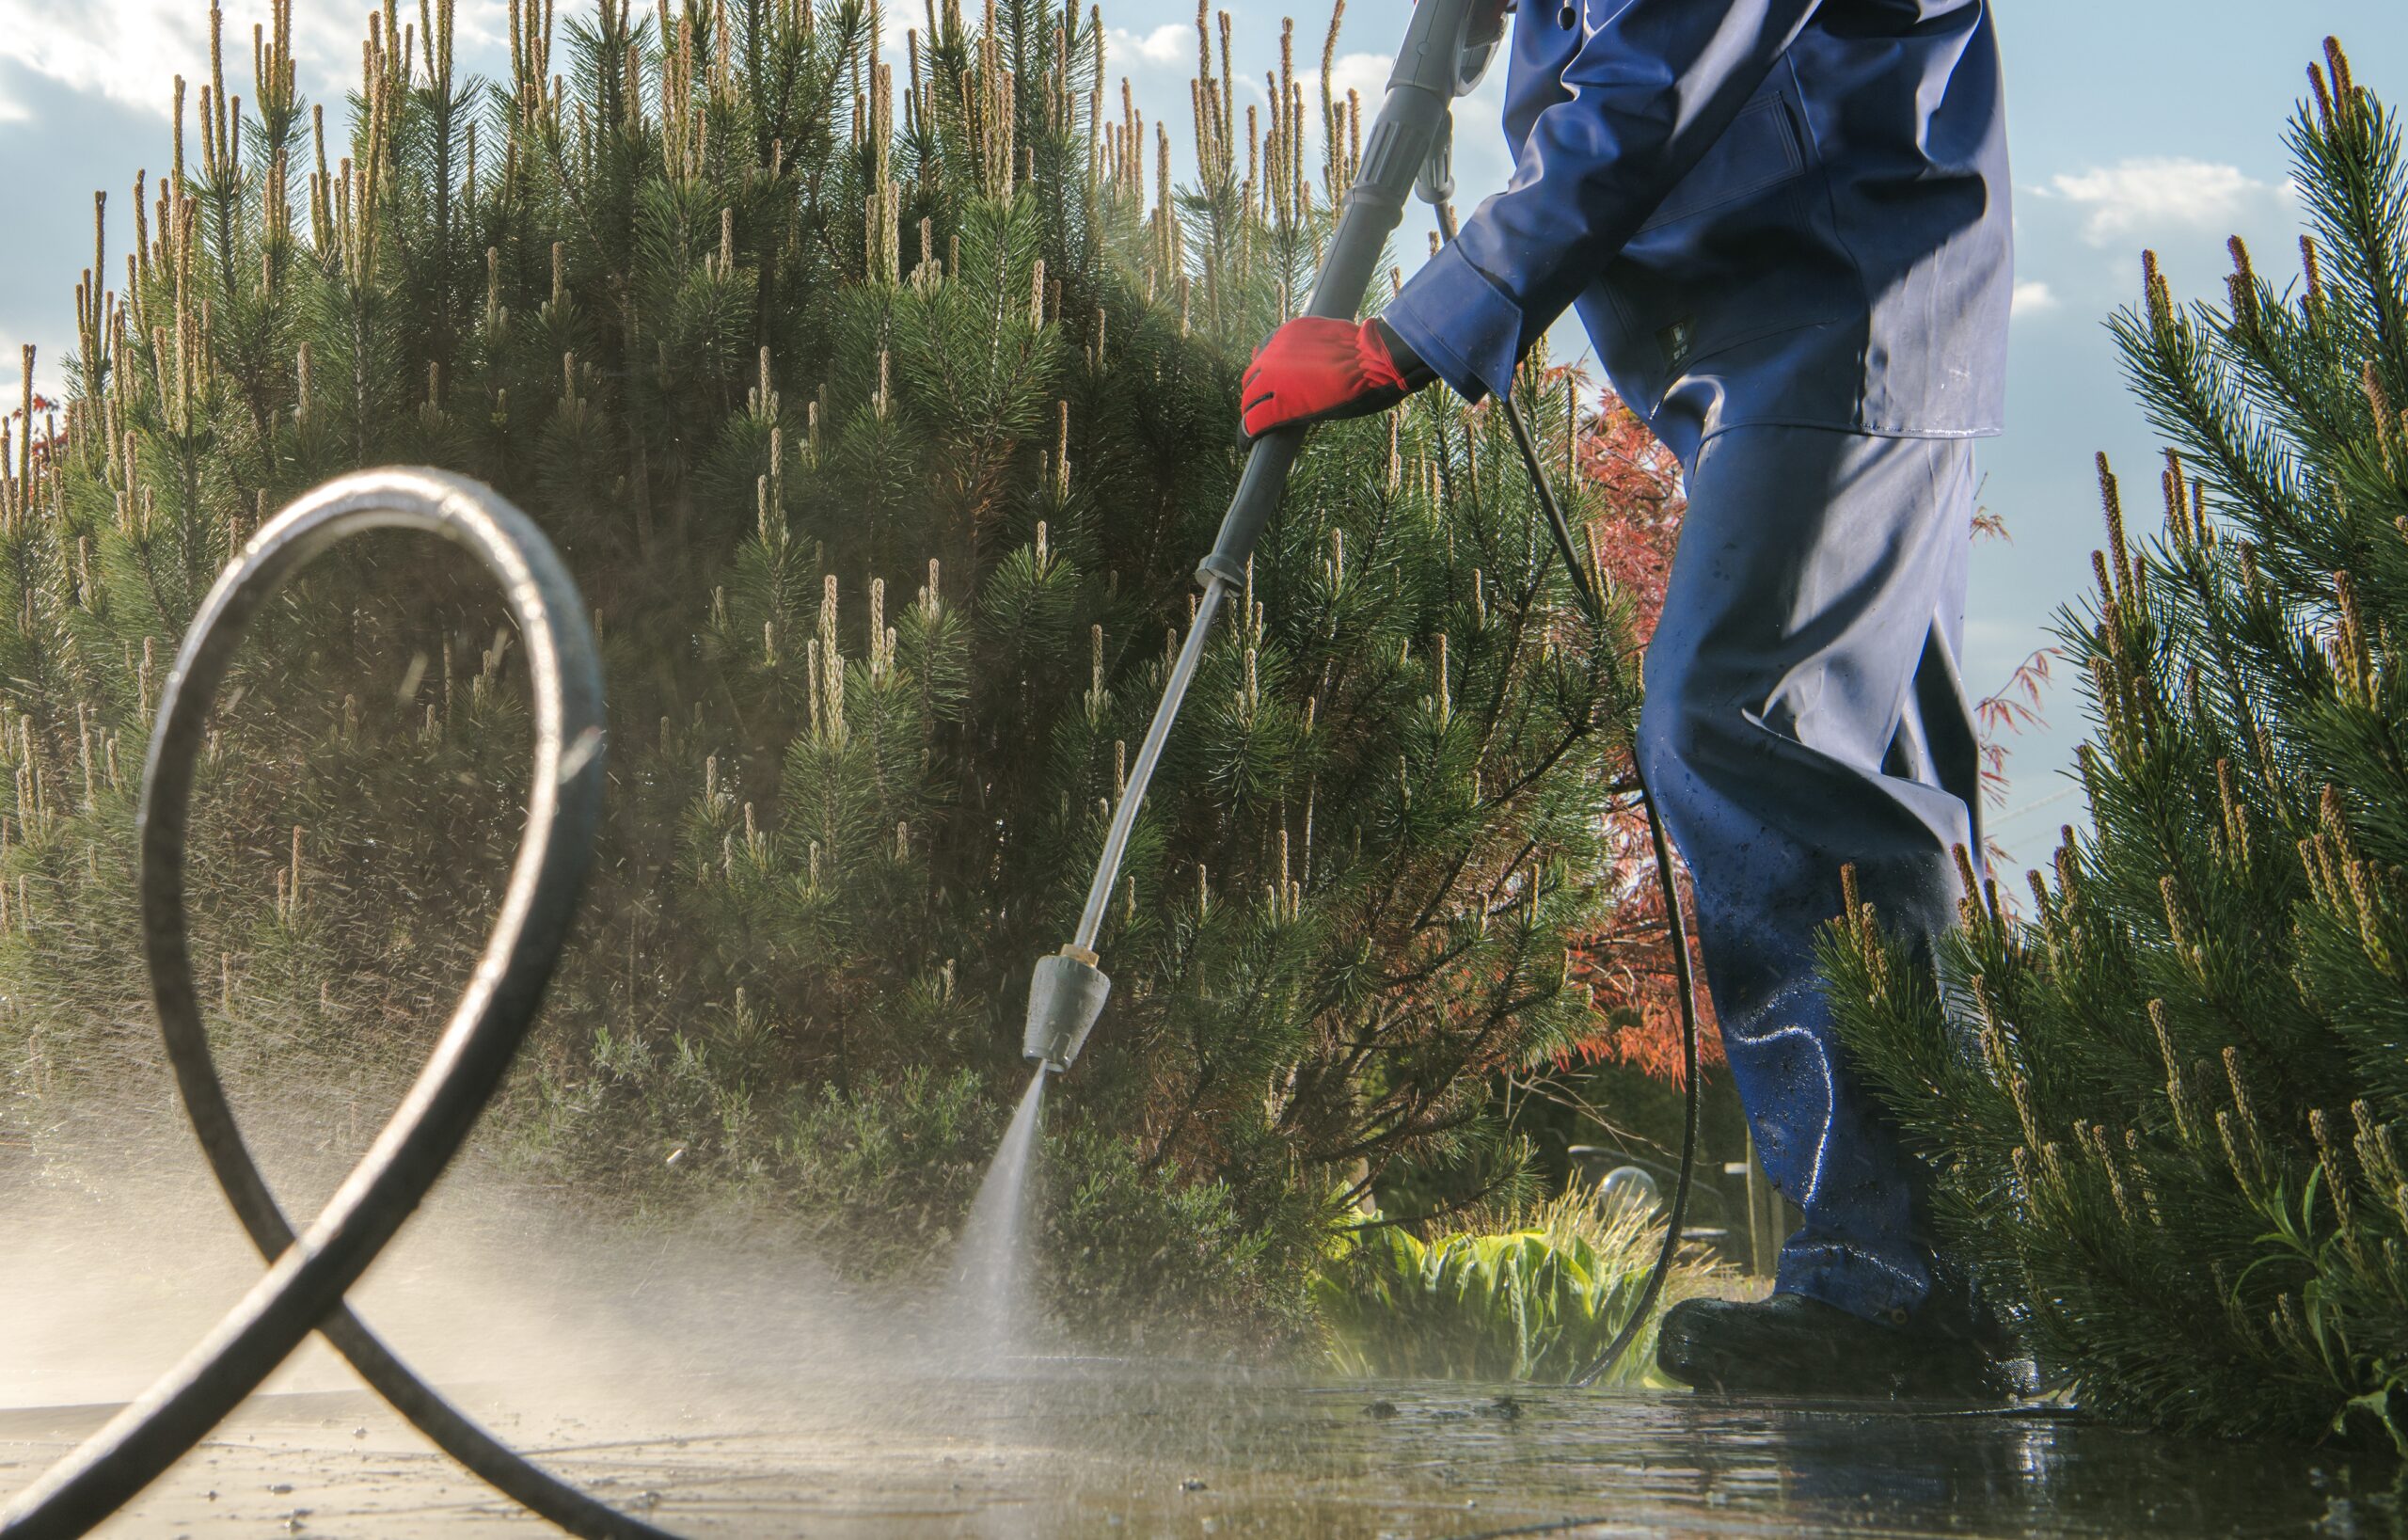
[1023,945,1112,1072]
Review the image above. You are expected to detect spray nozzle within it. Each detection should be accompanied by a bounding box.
[1022,947,1111,1073]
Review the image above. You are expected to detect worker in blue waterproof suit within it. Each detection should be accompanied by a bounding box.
[1241,0,2013,1398]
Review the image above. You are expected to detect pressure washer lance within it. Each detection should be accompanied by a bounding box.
[1021,0,1702,1389]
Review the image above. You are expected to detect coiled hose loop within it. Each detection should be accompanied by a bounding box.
[0,468,668,1539]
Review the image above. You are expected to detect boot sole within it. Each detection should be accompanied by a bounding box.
[1657,1313,2004,1401]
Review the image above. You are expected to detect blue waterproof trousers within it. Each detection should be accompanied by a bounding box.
[1636,424,1981,1322]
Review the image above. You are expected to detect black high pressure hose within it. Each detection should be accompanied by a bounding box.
[1427,209,1703,1389]
[0,468,665,1540]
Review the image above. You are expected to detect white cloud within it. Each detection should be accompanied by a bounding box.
[1107,23,1193,68]
[1328,50,1389,111]
[2010,279,2059,316]
[0,0,505,119]
[2041,156,2293,248]
[0,0,205,116]
[875,0,915,57]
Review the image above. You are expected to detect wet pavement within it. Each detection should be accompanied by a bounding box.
[0,1364,2386,1538]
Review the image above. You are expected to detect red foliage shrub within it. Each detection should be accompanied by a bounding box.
[1560,387,1724,1083]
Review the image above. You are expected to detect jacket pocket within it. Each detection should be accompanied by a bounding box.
[1635,95,1806,234]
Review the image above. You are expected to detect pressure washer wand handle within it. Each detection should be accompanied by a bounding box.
[1026,570,1225,1074]
[1074,0,1479,939]
[1070,577,1228,954]
[1027,0,1493,1073]
[1198,0,1486,589]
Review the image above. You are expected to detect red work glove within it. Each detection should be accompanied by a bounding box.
[1241,318,1430,438]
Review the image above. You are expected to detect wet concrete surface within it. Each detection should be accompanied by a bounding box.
[0,1366,2387,1538]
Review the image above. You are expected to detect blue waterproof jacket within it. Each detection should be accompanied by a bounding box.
[1380,0,2012,465]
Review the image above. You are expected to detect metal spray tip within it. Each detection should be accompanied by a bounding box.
[1023,946,1112,1072]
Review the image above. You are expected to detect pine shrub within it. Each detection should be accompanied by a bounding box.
[0,0,1651,1347]
[1825,40,2408,1447]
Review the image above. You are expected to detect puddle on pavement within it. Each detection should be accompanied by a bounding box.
[0,1362,2385,1537]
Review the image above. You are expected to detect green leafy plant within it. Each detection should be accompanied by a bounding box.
[1313,1183,1727,1385]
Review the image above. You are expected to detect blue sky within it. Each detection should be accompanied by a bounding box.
[0,0,2401,869]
